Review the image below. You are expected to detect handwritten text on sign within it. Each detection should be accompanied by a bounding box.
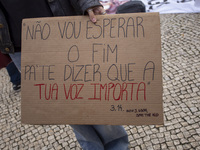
[21,13,163,125]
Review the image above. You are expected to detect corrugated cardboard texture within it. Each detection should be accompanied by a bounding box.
[21,13,163,125]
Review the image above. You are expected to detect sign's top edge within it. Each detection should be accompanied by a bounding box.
[22,12,160,22]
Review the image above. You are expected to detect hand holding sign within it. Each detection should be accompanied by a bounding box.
[87,6,106,23]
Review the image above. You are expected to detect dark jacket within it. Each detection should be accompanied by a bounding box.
[0,0,102,54]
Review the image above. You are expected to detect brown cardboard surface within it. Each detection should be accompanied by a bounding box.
[21,13,163,125]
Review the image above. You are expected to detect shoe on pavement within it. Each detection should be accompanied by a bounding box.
[13,84,21,91]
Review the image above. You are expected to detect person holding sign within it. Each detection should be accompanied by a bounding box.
[0,0,129,149]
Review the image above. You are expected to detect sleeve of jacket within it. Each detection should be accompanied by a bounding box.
[70,0,102,15]
[0,8,14,54]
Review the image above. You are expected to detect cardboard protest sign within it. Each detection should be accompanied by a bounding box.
[21,13,163,125]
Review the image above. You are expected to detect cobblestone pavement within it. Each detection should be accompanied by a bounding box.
[0,13,200,150]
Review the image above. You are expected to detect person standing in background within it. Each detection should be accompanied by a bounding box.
[0,0,129,149]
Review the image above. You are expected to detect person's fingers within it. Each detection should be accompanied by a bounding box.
[87,9,96,23]
[98,6,106,15]
[93,8,100,15]
[94,6,106,15]
[87,6,106,23]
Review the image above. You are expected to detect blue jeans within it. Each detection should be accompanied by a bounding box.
[10,52,129,150]
[9,52,21,72]
[71,125,129,150]
[6,62,21,85]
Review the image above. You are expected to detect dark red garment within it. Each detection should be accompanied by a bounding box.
[0,51,12,69]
